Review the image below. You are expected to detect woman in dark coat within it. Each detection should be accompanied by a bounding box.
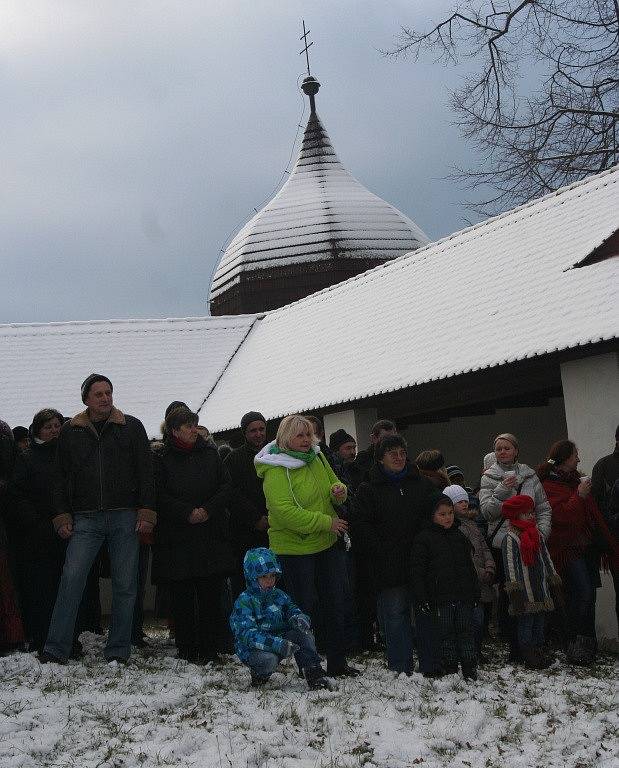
[353,435,435,674]
[0,419,25,653]
[154,406,234,663]
[10,409,65,651]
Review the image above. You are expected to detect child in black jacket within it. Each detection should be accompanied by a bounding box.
[411,494,480,680]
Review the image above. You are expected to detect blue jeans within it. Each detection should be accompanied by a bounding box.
[246,627,322,678]
[278,546,349,670]
[45,509,139,661]
[376,585,413,674]
[517,613,545,648]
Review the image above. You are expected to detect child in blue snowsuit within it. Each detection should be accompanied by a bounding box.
[230,548,330,689]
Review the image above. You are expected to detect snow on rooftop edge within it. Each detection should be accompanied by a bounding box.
[201,165,619,432]
[0,314,259,436]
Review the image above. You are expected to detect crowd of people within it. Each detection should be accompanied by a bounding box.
[0,372,618,689]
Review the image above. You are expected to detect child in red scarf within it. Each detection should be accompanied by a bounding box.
[501,495,562,669]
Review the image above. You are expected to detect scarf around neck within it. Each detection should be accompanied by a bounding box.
[269,444,317,465]
[510,518,541,567]
[381,465,409,483]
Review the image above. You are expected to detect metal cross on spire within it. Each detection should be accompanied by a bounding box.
[299,19,313,77]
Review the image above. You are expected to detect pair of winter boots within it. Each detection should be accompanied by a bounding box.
[520,644,553,670]
[250,665,332,690]
[423,662,477,681]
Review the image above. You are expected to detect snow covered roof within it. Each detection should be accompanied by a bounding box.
[0,315,257,437]
[201,165,619,432]
[209,77,428,302]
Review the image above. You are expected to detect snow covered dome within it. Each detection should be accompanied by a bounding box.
[209,76,428,315]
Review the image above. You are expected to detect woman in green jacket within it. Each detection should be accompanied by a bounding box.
[255,414,359,678]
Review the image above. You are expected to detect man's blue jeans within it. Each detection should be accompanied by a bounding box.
[45,509,139,661]
[246,627,322,678]
[376,585,413,674]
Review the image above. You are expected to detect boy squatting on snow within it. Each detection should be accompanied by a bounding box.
[501,494,562,670]
[229,547,331,689]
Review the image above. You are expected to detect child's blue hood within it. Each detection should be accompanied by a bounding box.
[243,547,282,592]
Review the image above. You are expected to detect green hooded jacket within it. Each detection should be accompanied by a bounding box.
[254,440,346,555]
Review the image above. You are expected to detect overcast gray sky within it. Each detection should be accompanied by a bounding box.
[1,0,482,323]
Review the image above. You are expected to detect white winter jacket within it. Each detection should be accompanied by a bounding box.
[479,461,552,548]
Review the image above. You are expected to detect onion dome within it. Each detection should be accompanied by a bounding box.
[210,76,428,315]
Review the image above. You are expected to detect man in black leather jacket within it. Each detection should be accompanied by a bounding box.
[40,374,155,664]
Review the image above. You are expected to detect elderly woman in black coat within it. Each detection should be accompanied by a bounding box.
[353,434,435,675]
[10,409,65,651]
[154,406,234,663]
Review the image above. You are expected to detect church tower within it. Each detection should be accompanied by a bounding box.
[209,74,428,316]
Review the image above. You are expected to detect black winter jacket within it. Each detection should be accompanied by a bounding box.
[411,520,480,605]
[224,443,269,555]
[10,438,65,556]
[353,463,436,589]
[592,446,619,514]
[53,408,155,527]
[154,436,234,580]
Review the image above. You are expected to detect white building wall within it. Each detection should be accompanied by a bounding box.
[560,352,619,473]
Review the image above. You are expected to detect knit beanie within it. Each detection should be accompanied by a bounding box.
[241,411,266,433]
[329,428,355,452]
[446,465,464,480]
[443,484,469,505]
[501,494,534,521]
[81,374,113,403]
[164,401,188,420]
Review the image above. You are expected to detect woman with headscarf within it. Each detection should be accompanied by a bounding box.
[255,414,359,679]
[154,406,234,663]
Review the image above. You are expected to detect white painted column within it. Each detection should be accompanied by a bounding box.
[323,407,378,450]
[560,352,619,473]
[561,351,619,642]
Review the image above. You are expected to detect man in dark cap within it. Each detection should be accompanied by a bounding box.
[224,412,269,595]
[349,419,397,490]
[39,374,155,664]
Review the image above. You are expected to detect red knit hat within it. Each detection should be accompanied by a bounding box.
[501,494,534,520]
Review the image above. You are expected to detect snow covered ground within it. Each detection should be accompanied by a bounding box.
[1,630,617,768]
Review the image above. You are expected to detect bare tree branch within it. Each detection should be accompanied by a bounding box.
[387,0,619,214]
